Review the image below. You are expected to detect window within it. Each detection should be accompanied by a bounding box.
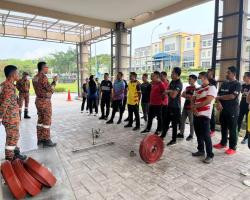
[208,40,212,47]
[202,52,206,58]
[186,42,191,49]
[164,43,175,51]
[202,41,207,47]
[207,50,211,58]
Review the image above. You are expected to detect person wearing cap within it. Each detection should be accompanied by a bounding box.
[32,62,58,147]
[16,71,31,119]
[0,65,27,161]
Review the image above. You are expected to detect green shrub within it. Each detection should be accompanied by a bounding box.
[54,87,66,93]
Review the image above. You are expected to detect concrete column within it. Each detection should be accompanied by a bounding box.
[113,22,130,79]
[219,0,248,81]
[79,42,90,86]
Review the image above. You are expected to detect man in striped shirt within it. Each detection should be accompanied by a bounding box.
[191,72,217,164]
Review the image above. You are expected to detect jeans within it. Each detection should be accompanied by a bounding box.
[101,97,111,118]
[110,100,123,121]
[146,105,162,131]
[161,107,181,141]
[219,109,239,150]
[210,105,216,132]
[89,96,98,114]
[238,104,248,139]
[128,104,140,127]
[180,109,194,136]
[81,97,87,111]
[194,116,214,158]
[141,102,149,121]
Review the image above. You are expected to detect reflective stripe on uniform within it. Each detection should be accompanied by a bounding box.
[43,125,50,129]
[5,145,16,150]
[37,124,43,127]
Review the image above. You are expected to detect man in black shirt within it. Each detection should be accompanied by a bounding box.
[238,72,250,144]
[161,67,183,146]
[207,69,217,137]
[140,73,151,122]
[99,73,113,120]
[214,66,241,155]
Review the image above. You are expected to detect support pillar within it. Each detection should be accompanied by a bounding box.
[79,42,90,86]
[111,22,131,80]
[218,0,248,80]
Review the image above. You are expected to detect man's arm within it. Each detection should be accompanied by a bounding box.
[0,86,11,123]
[42,75,57,93]
[194,96,215,109]
[216,82,241,101]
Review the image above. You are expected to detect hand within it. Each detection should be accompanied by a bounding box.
[192,107,198,116]
[53,76,58,82]
[216,102,223,111]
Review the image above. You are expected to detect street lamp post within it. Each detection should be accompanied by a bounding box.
[150,22,162,72]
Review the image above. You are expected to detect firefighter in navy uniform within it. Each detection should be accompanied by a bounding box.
[0,65,27,161]
[32,62,57,147]
[16,72,31,119]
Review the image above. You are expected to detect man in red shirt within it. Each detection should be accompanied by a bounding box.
[141,71,165,134]
[160,71,169,135]
[177,74,197,141]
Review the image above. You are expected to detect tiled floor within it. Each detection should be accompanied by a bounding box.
[1,93,250,200]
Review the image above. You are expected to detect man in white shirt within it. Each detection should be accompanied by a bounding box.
[191,72,217,164]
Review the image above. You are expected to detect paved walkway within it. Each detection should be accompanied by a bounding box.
[1,93,250,200]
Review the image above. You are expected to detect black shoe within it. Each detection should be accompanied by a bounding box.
[106,119,114,124]
[24,111,31,119]
[203,156,213,164]
[117,119,121,124]
[133,127,140,131]
[192,151,205,157]
[124,124,132,128]
[176,133,184,139]
[43,139,57,148]
[99,116,105,120]
[124,118,129,122]
[167,140,177,146]
[186,135,193,141]
[141,129,150,134]
[37,140,44,146]
[14,147,27,160]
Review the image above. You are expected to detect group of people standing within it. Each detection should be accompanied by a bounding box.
[82,65,250,164]
[0,62,57,161]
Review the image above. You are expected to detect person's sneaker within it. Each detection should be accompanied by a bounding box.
[241,138,248,144]
[81,111,83,113]
[106,119,114,124]
[141,129,150,134]
[186,135,193,141]
[213,143,227,149]
[133,127,140,131]
[203,156,213,164]
[176,133,184,139]
[210,131,215,137]
[225,148,236,155]
[167,140,177,146]
[43,139,57,148]
[124,124,132,128]
[14,148,27,160]
[192,151,205,157]
[99,116,105,120]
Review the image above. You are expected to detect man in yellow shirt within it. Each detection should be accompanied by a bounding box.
[124,72,141,131]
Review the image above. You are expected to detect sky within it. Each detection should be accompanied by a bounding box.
[0,1,215,59]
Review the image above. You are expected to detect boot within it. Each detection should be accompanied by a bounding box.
[43,139,57,148]
[14,147,27,160]
[24,110,31,119]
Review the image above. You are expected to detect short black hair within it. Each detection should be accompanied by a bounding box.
[173,67,181,76]
[130,72,137,78]
[118,72,123,77]
[228,66,237,75]
[244,72,250,78]
[161,71,167,77]
[142,73,148,78]
[104,73,109,76]
[90,75,94,80]
[4,65,17,78]
[153,71,161,77]
[189,74,197,80]
[37,62,47,72]
[23,72,29,76]
[199,72,209,79]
